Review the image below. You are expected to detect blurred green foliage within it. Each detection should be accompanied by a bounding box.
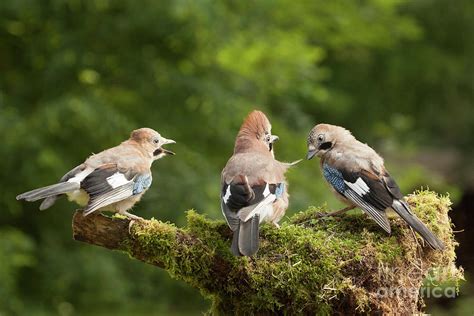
[0,0,472,314]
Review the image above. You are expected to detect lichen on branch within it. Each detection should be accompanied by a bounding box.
[72,190,463,314]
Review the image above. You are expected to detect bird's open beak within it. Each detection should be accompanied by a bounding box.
[268,135,279,152]
[306,144,317,160]
[154,137,176,156]
[159,148,175,156]
[161,137,176,145]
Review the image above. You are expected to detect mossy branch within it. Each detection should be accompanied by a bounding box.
[72,190,463,314]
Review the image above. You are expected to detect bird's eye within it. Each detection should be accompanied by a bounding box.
[153,138,159,144]
[317,134,324,142]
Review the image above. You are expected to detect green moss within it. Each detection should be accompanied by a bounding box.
[130,219,179,270]
[121,190,462,314]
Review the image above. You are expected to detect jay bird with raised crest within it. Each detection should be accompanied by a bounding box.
[221,110,298,256]
[17,128,175,220]
[306,124,444,250]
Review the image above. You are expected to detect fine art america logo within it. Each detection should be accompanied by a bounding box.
[376,285,456,299]
[375,265,458,299]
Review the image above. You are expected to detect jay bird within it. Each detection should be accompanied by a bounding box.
[306,124,444,250]
[221,110,298,256]
[17,128,175,220]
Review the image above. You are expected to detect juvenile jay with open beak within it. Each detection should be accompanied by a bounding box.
[17,128,175,220]
[221,110,298,256]
[306,124,444,250]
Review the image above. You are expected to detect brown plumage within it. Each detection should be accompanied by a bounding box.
[16,128,176,220]
[306,123,444,250]
[221,110,298,256]
[234,110,274,155]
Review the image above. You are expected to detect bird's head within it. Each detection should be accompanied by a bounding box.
[234,110,279,156]
[130,128,176,160]
[306,124,353,160]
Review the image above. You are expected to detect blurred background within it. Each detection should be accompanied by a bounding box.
[0,0,472,314]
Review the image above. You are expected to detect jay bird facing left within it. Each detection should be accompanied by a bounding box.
[221,110,298,256]
[17,128,175,220]
[306,123,444,250]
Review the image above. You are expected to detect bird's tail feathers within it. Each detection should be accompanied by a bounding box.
[39,196,59,210]
[237,215,260,256]
[392,200,445,250]
[231,227,241,256]
[16,182,80,203]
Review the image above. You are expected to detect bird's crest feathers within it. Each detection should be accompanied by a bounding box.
[238,111,271,138]
[235,110,272,154]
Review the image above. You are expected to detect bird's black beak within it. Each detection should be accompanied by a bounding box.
[306,150,317,160]
[306,144,317,160]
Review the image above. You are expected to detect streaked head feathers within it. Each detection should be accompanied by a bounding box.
[238,111,271,139]
[306,124,354,159]
[234,110,279,155]
[129,127,176,159]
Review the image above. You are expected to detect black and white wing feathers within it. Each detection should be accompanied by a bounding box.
[220,177,285,256]
[323,163,391,233]
[81,164,152,216]
[340,169,393,233]
[323,163,445,249]
[220,179,284,230]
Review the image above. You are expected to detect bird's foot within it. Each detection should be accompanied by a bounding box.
[273,222,281,229]
[118,211,144,234]
[120,211,144,221]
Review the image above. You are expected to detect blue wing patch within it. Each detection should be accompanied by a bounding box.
[275,183,285,198]
[133,174,153,195]
[322,163,346,194]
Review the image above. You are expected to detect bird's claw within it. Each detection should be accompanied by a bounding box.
[118,212,144,233]
[128,217,145,234]
[128,220,135,234]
